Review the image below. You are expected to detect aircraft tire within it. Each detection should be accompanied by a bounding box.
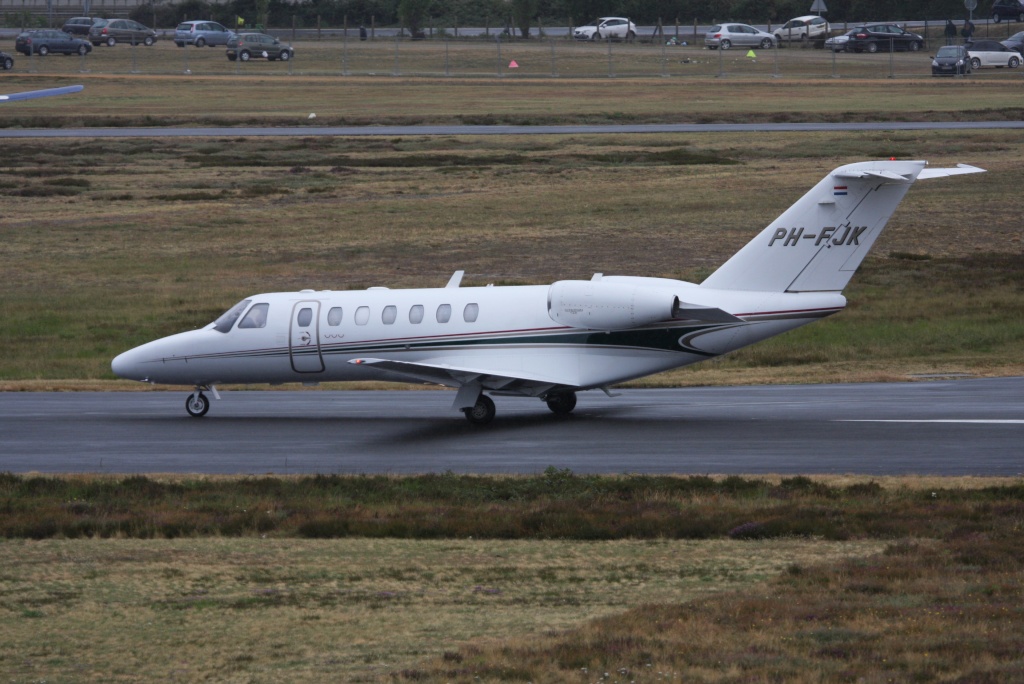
[545,392,577,416]
[463,395,495,425]
[185,392,210,418]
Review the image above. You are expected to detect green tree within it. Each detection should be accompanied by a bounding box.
[510,0,540,36]
[398,0,431,36]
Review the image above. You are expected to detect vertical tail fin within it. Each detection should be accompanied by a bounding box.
[700,161,983,293]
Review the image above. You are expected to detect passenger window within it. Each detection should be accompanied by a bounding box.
[297,307,313,327]
[355,306,370,325]
[436,304,452,323]
[328,307,343,326]
[238,303,269,329]
[463,303,479,323]
[382,305,397,324]
[409,305,424,324]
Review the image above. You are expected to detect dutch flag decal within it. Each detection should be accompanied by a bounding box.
[834,185,848,196]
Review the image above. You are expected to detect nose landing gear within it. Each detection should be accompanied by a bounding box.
[185,385,219,417]
[185,391,210,417]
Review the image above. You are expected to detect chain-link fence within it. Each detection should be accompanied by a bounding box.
[9,21,1024,80]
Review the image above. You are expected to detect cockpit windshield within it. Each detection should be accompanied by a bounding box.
[212,299,251,333]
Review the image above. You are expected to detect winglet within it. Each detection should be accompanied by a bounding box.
[445,270,464,288]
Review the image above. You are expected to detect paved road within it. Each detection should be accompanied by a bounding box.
[2,378,1021,475]
[3,121,1024,139]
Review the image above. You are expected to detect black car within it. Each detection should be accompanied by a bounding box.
[1001,30,1024,53]
[1,51,13,70]
[991,0,1024,23]
[931,45,971,75]
[14,30,92,56]
[848,24,924,53]
[61,17,97,36]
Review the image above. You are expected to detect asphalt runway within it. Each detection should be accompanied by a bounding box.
[2,378,1021,476]
[3,121,1024,139]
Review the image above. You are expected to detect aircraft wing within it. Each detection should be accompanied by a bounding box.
[348,357,575,397]
[0,85,84,102]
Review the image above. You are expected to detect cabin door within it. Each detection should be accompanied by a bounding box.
[289,301,325,373]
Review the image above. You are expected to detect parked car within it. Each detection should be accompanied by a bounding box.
[61,17,98,36]
[931,45,971,75]
[1,51,13,70]
[226,33,294,62]
[1001,31,1024,53]
[15,30,92,56]
[991,0,1024,23]
[573,17,636,41]
[89,19,157,47]
[705,23,777,50]
[773,15,830,43]
[825,29,856,52]
[966,39,1022,68]
[847,24,924,53]
[175,20,235,47]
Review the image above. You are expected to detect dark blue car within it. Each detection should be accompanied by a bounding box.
[15,30,92,56]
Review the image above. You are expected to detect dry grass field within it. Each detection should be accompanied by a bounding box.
[0,128,1020,386]
[1,472,1023,682]
[0,536,884,681]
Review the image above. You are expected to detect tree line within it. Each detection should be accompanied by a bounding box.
[132,0,994,35]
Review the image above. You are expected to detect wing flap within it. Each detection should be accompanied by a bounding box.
[348,357,575,395]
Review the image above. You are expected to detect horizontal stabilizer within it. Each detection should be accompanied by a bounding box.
[834,168,912,182]
[917,164,986,179]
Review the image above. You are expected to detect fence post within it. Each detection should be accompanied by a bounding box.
[661,32,667,77]
[607,33,614,77]
[444,38,450,77]
[393,36,399,76]
[342,31,348,75]
[550,37,557,77]
[496,34,503,77]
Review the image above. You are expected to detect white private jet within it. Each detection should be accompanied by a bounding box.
[0,85,84,102]
[112,160,983,424]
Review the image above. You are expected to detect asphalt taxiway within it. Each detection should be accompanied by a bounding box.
[2,378,1021,475]
[3,121,1024,139]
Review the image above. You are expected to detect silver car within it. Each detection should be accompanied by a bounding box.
[174,20,235,48]
[705,23,777,50]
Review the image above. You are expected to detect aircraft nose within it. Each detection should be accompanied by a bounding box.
[111,347,146,381]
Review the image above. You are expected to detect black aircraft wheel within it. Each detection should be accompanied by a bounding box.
[185,392,210,418]
[545,392,577,416]
[463,395,496,425]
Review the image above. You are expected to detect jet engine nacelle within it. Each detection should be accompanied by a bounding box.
[547,280,677,330]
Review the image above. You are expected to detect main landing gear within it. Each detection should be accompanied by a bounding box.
[462,394,496,425]
[461,391,578,425]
